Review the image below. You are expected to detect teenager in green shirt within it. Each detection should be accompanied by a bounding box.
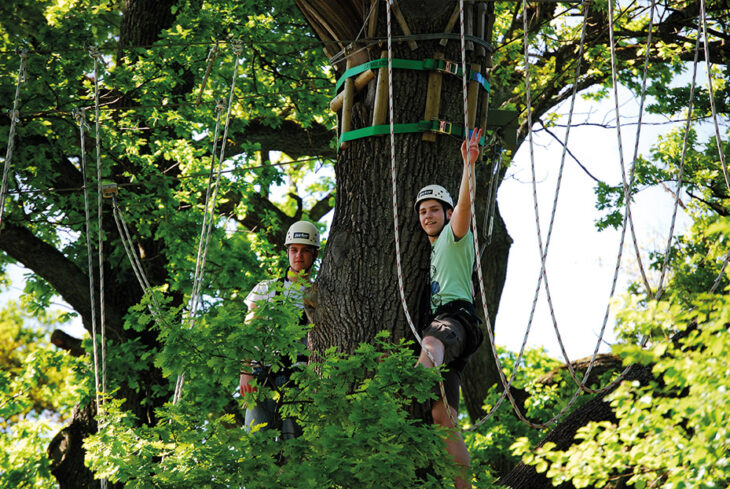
[415,128,483,489]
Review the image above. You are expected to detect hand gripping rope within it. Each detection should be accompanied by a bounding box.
[0,49,28,236]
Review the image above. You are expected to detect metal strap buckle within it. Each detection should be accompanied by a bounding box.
[437,120,452,135]
[440,60,459,75]
[101,182,119,199]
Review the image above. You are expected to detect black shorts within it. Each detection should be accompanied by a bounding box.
[421,314,469,410]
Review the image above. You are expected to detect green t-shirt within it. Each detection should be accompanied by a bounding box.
[430,222,475,312]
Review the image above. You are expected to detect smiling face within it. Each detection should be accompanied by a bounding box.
[287,243,316,274]
[418,199,453,243]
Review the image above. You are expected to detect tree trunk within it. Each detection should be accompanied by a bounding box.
[305,0,510,420]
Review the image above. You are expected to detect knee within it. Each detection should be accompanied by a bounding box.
[422,335,441,350]
[421,336,444,358]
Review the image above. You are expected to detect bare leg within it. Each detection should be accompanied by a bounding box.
[418,336,472,489]
[432,399,471,489]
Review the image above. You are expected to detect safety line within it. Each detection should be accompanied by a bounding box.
[3,157,328,197]
[615,0,657,297]
[173,41,243,405]
[90,47,108,401]
[699,0,729,193]
[384,0,458,428]
[0,50,27,236]
[653,10,703,302]
[537,0,658,396]
[74,108,102,413]
[111,196,168,328]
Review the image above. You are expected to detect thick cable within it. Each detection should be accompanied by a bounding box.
[74,108,102,412]
[0,50,28,235]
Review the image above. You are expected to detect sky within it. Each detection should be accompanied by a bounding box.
[495,86,694,360]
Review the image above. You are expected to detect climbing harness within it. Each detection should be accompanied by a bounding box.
[0,49,27,235]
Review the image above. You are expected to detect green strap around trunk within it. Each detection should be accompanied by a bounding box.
[334,57,491,93]
[339,120,486,147]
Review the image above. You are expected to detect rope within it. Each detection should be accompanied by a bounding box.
[531,0,658,396]
[481,144,502,248]
[73,108,102,412]
[111,196,168,326]
[90,46,108,400]
[0,49,28,235]
[652,10,702,301]
[3,157,327,197]
[700,0,729,193]
[384,0,457,427]
[173,41,243,405]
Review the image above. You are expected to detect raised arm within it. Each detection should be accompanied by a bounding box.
[450,128,483,240]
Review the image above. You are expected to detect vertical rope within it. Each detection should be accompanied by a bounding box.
[74,108,102,412]
[0,49,28,235]
[385,0,420,347]
[90,47,107,400]
[384,0,456,427]
[174,41,243,404]
[112,196,167,326]
[699,0,730,193]
[653,10,702,301]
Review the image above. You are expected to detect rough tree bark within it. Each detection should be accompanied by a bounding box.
[298,0,511,425]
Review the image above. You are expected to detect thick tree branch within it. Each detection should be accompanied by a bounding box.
[0,221,124,333]
[227,118,336,161]
[310,192,334,221]
[0,222,92,323]
[50,329,85,357]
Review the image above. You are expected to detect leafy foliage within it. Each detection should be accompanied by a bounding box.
[1,0,729,488]
[0,302,84,489]
[85,291,459,489]
[514,294,730,488]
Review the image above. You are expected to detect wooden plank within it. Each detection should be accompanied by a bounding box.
[390,0,418,51]
[372,51,389,126]
[330,69,375,112]
[422,52,445,142]
[467,63,481,128]
[340,58,355,149]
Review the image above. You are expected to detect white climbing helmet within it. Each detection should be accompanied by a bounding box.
[414,184,454,211]
[285,220,320,249]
